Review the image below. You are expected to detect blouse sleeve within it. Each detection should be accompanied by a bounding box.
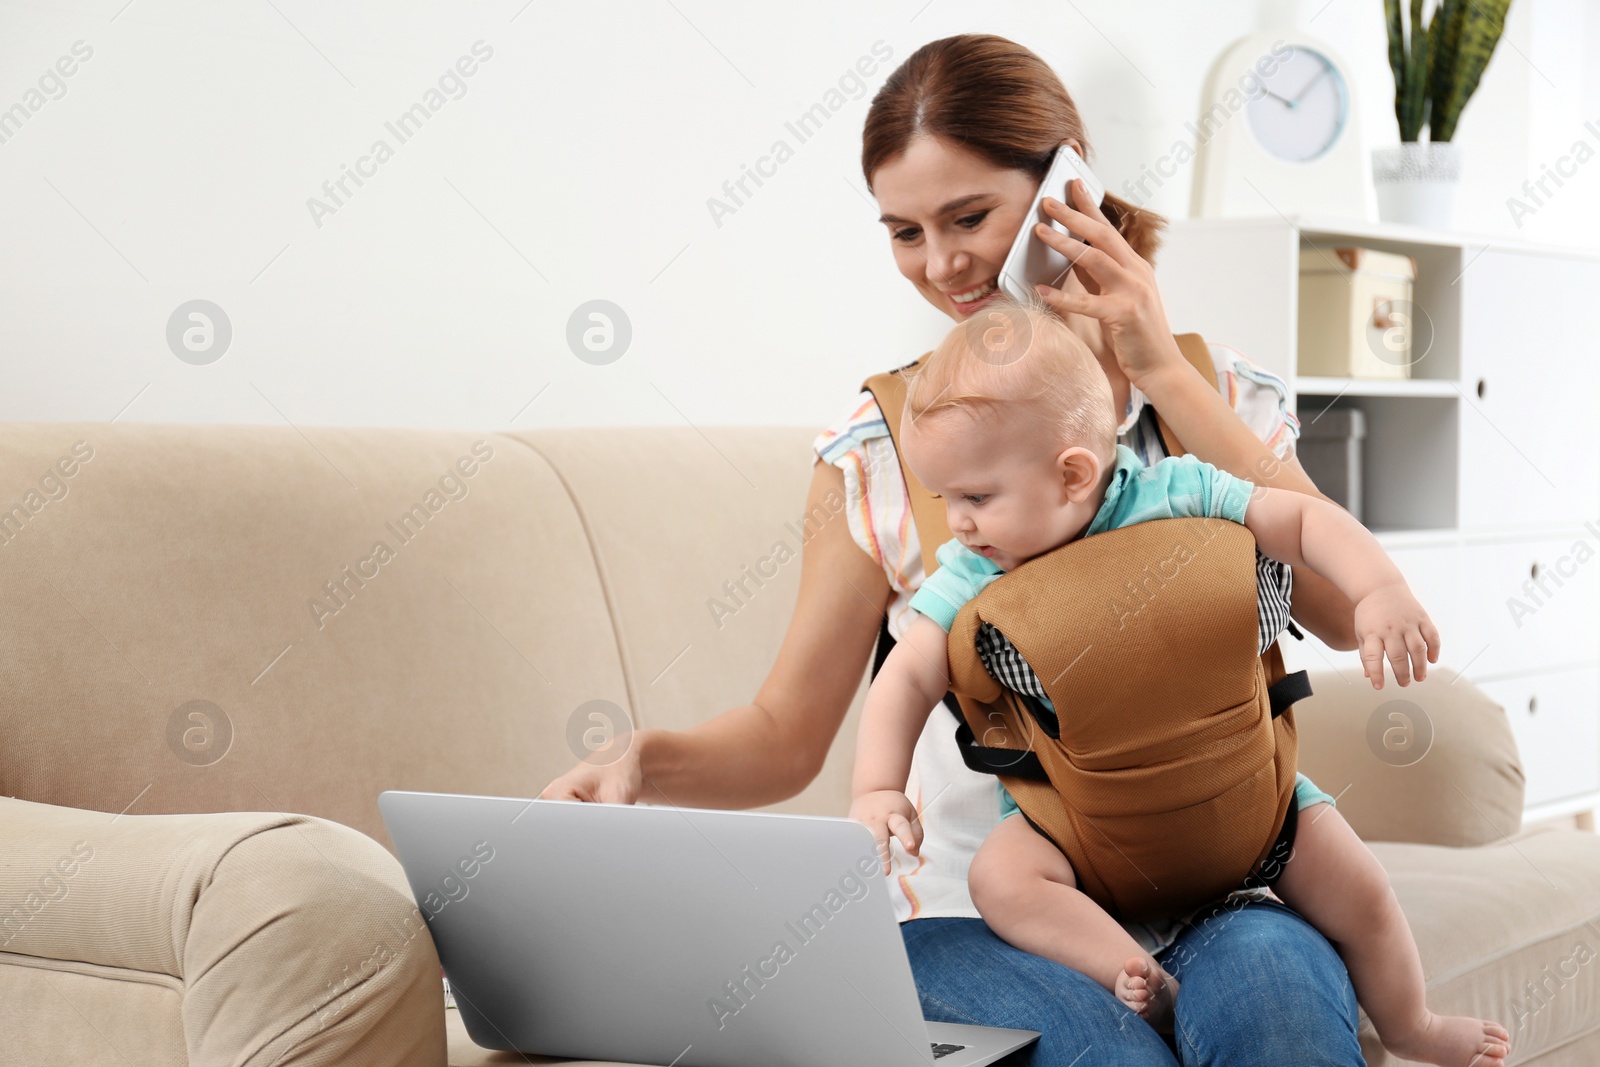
[1209,344,1301,461]
[812,392,919,600]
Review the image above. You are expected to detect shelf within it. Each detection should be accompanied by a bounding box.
[1169,212,1600,262]
[1294,376,1461,398]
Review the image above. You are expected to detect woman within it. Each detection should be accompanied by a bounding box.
[545,34,1366,1066]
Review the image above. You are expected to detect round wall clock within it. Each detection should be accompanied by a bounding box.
[1192,32,1371,220]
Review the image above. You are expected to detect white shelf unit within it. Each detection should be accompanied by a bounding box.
[1156,214,1600,825]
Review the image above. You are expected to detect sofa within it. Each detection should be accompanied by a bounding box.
[1,421,1597,1066]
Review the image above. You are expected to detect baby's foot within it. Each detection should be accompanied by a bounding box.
[1116,956,1178,1034]
[1383,1012,1510,1066]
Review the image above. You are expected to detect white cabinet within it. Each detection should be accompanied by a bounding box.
[1458,252,1600,532]
[1478,668,1600,808]
[1158,215,1600,821]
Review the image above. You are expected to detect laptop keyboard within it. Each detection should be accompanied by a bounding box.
[931,1042,968,1060]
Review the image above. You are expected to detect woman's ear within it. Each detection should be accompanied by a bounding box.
[1055,445,1102,503]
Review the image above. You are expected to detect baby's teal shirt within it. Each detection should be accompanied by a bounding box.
[908,444,1256,633]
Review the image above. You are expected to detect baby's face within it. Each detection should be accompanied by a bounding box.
[902,407,1105,572]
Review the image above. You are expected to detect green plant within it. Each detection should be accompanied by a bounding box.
[1383,0,1512,142]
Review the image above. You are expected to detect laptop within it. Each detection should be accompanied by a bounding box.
[379,791,1040,1067]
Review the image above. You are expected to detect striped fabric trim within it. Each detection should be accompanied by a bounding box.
[975,552,1293,708]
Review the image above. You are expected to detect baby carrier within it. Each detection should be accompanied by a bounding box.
[863,334,1311,922]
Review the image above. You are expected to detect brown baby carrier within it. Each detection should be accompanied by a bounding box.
[863,334,1311,923]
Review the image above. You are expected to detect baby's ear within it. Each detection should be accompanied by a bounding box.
[1055,445,1101,502]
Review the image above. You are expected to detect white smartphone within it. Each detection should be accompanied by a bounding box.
[996,144,1107,303]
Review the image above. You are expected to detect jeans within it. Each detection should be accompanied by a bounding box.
[900,899,1364,1066]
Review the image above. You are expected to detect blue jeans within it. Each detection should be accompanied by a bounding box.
[900,900,1364,1066]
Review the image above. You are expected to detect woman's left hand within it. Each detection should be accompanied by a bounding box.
[1030,178,1186,390]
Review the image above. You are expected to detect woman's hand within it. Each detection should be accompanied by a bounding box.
[849,789,922,875]
[1030,177,1187,391]
[539,734,647,803]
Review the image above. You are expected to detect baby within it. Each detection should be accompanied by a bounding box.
[849,297,1510,1066]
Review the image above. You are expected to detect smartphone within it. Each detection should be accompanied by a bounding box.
[996,144,1107,303]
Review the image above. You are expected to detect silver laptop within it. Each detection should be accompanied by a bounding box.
[379,791,1039,1067]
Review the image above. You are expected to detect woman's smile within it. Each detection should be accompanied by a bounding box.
[949,278,1001,314]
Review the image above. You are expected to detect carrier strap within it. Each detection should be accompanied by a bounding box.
[1268,669,1313,719]
[1156,334,1221,460]
[952,718,1051,782]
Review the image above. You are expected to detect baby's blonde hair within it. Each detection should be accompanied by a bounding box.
[903,292,1117,465]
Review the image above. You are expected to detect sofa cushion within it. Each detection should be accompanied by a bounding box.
[1293,667,1526,847]
[1,954,186,1066]
[0,424,627,846]
[514,427,864,817]
[1362,825,1600,1064]
[0,797,445,1066]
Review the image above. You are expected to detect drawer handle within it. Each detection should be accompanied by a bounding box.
[1528,696,1538,715]
[1531,561,1541,580]
[1476,378,1487,400]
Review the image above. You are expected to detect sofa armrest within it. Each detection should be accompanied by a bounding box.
[0,797,446,1066]
[1292,666,1525,847]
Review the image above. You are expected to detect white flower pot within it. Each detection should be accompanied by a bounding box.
[1372,141,1462,229]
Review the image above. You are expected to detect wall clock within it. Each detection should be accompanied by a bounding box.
[1191,32,1372,220]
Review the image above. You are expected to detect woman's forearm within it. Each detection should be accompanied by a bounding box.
[1140,358,1360,650]
[631,704,825,809]
[1140,360,1317,493]
[622,459,891,810]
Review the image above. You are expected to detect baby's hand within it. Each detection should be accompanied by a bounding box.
[848,790,922,875]
[1353,583,1441,689]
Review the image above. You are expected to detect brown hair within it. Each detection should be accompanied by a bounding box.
[904,292,1117,467]
[862,34,1166,265]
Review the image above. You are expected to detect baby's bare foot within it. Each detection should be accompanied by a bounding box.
[1383,1013,1510,1066]
[1115,957,1178,1034]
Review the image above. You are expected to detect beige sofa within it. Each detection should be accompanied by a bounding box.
[1,422,1597,1066]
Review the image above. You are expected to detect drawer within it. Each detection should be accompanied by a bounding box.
[1476,667,1600,808]
[1457,534,1600,678]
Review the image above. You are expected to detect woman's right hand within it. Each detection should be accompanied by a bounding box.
[539,735,647,803]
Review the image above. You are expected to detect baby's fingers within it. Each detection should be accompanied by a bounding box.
[1387,633,1415,687]
[858,817,893,874]
[1405,628,1432,683]
[1359,632,1387,689]
[887,812,921,858]
[1423,617,1442,663]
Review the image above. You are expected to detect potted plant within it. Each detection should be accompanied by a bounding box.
[1375,0,1512,228]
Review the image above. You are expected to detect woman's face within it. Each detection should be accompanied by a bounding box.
[872,134,1080,323]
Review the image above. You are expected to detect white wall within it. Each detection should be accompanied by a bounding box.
[1,0,1595,431]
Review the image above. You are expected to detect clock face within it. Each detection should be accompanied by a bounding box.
[1245,45,1348,162]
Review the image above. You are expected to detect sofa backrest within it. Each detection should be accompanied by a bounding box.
[0,423,860,847]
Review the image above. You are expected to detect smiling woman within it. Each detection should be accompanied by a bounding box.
[542,32,1365,1067]
[862,37,1165,324]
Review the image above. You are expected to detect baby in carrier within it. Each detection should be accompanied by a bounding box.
[849,296,1509,1065]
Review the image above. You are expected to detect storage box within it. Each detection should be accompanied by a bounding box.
[1298,247,1417,379]
[1297,407,1365,523]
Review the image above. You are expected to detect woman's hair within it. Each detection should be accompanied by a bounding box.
[862,33,1166,265]
[903,292,1117,466]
